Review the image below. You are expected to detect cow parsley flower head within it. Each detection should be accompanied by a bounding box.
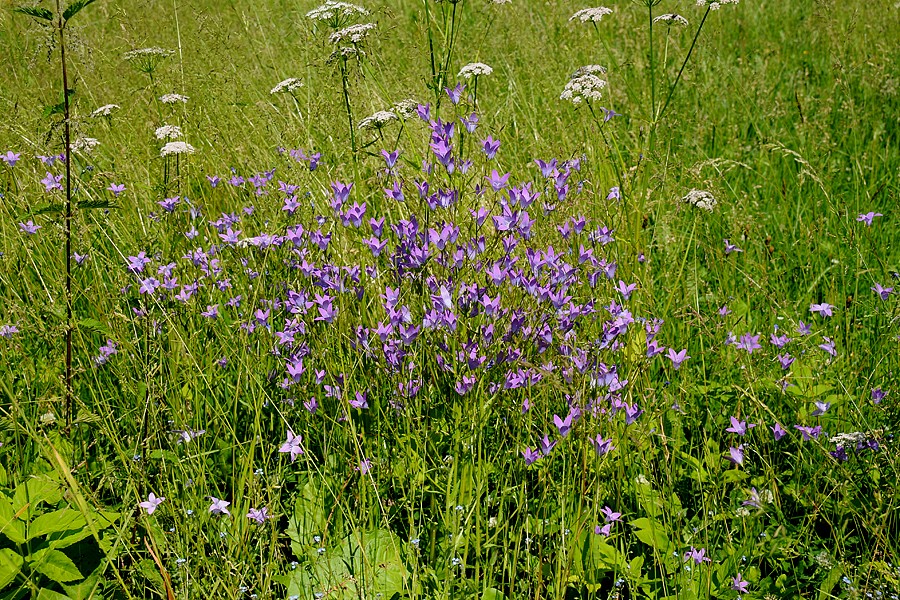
[160,141,196,157]
[654,13,689,26]
[155,125,183,140]
[307,1,369,24]
[90,104,120,117]
[392,98,419,119]
[71,137,100,153]
[271,78,304,94]
[682,189,717,211]
[569,7,613,23]
[330,22,376,44]
[358,110,398,130]
[160,93,189,104]
[125,47,174,61]
[560,71,607,105]
[458,62,493,79]
[696,0,739,9]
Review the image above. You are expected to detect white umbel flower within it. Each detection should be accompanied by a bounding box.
[682,189,717,211]
[160,93,189,104]
[90,104,119,117]
[329,23,376,44]
[124,47,174,60]
[307,1,369,21]
[155,125,183,140]
[696,0,738,8]
[70,137,100,153]
[270,78,304,94]
[573,65,607,77]
[358,110,398,130]
[392,98,419,119]
[560,71,607,105]
[160,141,195,157]
[458,62,493,79]
[653,13,689,26]
[569,7,613,23]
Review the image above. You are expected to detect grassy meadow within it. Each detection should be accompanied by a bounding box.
[0,0,899,598]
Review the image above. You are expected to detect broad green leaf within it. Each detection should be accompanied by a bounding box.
[14,6,54,21]
[29,549,83,584]
[28,509,86,541]
[631,517,672,555]
[0,496,26,544]
[482,588,506,600]
[0,549,24,590]
[62,560,105,600]
[13,476,63,520]
[63,0,99,22]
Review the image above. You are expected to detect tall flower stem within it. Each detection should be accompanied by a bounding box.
[339,55,357,156]
[55,0,74,428]
[657,7,710,124]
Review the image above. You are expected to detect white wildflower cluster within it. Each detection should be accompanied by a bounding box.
[160,93,189,104]
[490,0,511,4]
[569,7,613,23]
[70,137,100,153]
[696,0,738,9]
[329,22,377,44]
[328,46,366,64]
[560,69,607,105]
[160,141,195,157]
[682,189,717,211]
[124,47,174,61]
[306,1,369,23]
[155,125,182,140]
[270,78,304,95]
[358,110,398,130]
[829,431,869,447]
[458,62,493,79]
[653,13,689,26]
[90,104,119,117]
[392,98,419,119]
[573,64,607,77]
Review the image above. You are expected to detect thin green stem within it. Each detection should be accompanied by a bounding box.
[657,7,710,123]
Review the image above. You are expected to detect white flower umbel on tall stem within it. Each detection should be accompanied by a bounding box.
[155,125,182,140]
[329,22,376,44]
[560,69,607,106]
[160,93,189,105]
[270,78,303,95]
[270,78,305,121]
[90,104,119,118]
[307,1,370,28]
[654,13,689,26]
[682,189,717,212]
[160,141,195,194]
[458,62,493,107]
[569,7,613,23]
[308,3,373,158]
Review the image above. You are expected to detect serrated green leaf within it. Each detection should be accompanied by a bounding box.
[0,548,24,589]
[33,203,66,216]
[77,319,113,338]
[14,6,54,21]
[28,509,86,541]
[77,199,117,211]
[43,101,67,119]
[63,0,99,22]
[29,549,83,584]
